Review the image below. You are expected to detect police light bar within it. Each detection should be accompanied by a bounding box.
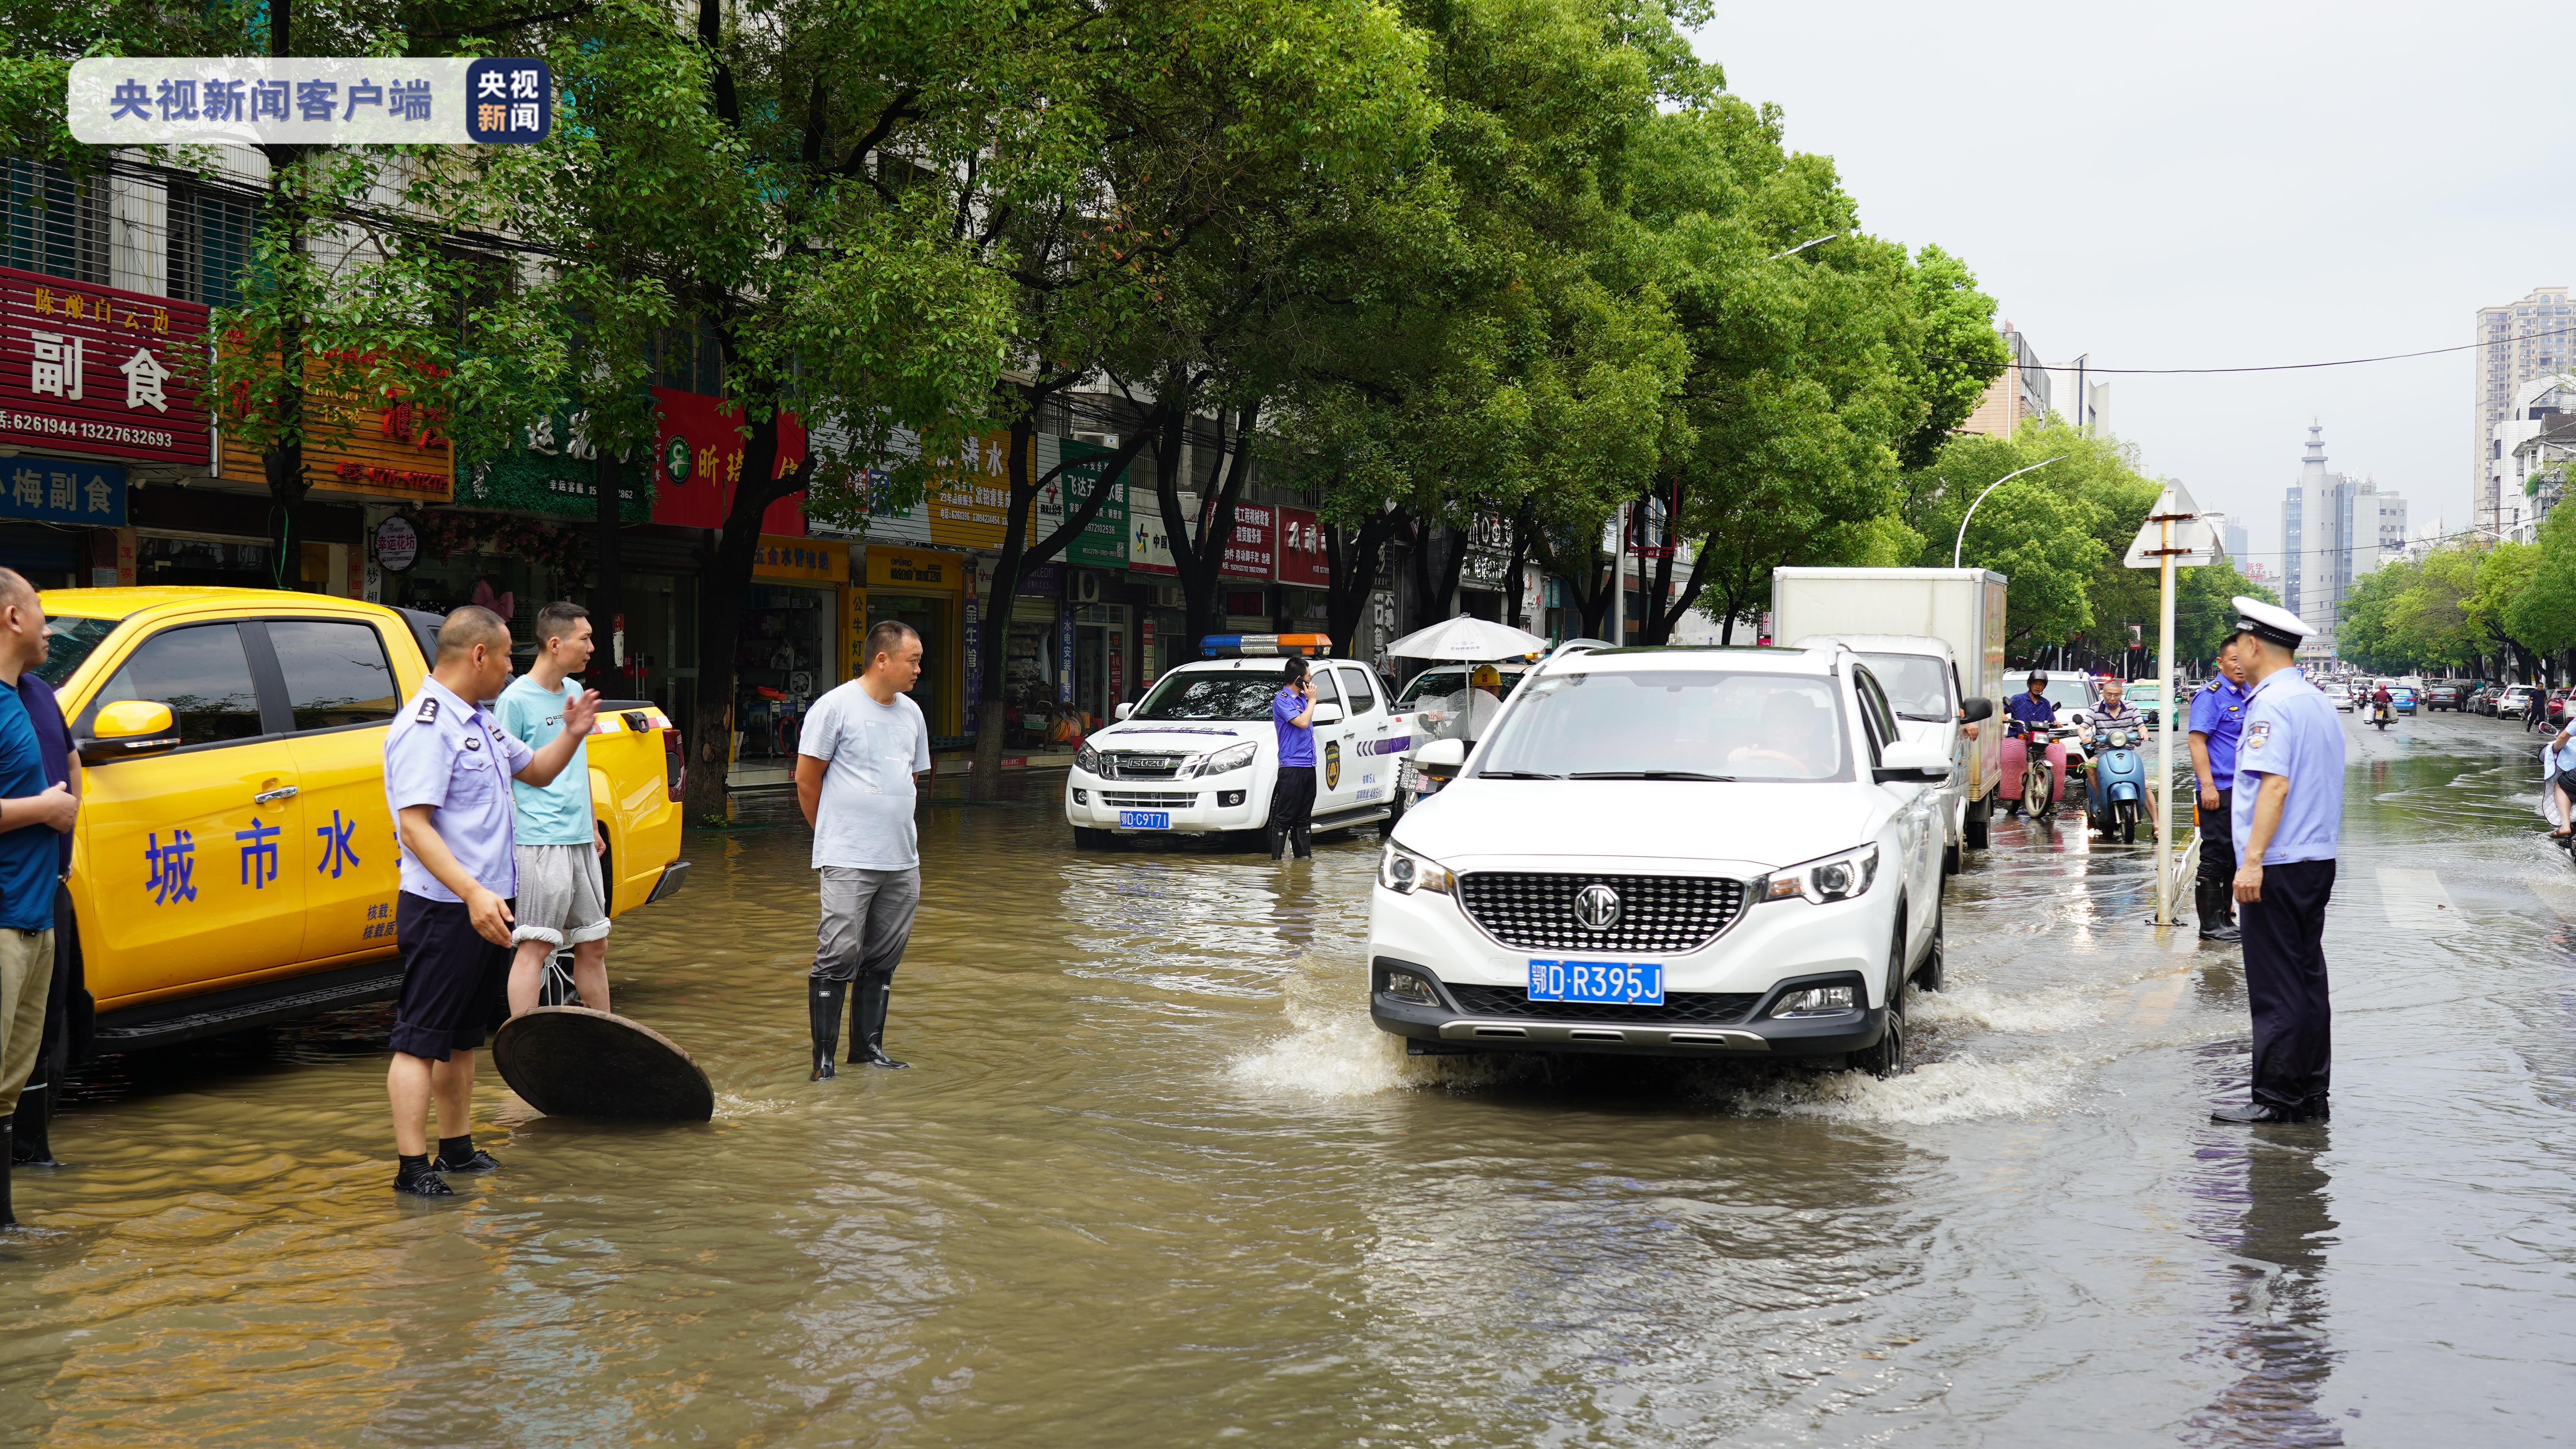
[1201,633,1331,658]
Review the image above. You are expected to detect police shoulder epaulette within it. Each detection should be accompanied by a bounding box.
[416,695,440,723]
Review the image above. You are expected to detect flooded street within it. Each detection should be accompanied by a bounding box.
[4,710,2573,1445]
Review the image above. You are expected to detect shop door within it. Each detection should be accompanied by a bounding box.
[1075,624,1106,727]
[72,621,310,1006]
[875,594,951,737]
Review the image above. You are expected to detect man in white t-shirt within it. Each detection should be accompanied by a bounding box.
[795,620,933,1078]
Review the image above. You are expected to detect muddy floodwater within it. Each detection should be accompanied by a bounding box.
[4,711,2574,1445]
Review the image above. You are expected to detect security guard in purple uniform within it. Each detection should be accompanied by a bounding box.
[2218,596,2343,1125]
[2188,638,2253,942]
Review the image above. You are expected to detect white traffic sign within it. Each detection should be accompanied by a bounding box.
[2124,483,2218,568]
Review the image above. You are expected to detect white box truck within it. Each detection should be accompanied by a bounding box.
[1771,567,2009,850]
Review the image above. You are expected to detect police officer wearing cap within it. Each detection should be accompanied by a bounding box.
[2218,595,2344,1125]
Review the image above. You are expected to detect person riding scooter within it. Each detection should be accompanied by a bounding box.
[2005,673,2065,820]
[2081,680,2151,839]
[2370,681,2394,728]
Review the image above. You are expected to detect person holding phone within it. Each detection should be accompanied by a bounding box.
[1268,658,1318,861]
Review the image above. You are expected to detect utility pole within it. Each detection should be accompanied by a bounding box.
[1609,503,1626,644]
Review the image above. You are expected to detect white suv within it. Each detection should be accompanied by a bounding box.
[1367,643,1951,1075]
[1066,652,1417,846]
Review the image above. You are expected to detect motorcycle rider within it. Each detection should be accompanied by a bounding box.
[2549,716,2576,839]
[2370,680,2393,722]
[2005,673,2063,820]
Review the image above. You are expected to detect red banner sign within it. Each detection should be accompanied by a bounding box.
[647,387,806,534]
[1274,505,1328,588]
[0,266,210,466]
[1218,500,1273,581]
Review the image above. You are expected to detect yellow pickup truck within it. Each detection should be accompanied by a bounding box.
[33,588,687,1062]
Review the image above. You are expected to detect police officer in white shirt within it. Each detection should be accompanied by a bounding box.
[2216,597,2344,1126]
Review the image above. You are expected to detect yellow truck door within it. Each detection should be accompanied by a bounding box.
[263,616,410,961]
[73,620,310,1007]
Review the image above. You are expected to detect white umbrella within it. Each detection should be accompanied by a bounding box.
[1385,615,1551,661]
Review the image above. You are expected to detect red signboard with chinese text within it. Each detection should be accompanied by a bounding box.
[0,265,210,466]
[1218,500,1274,581]
[218,346,456,503]
[647,387,806,534]
[1274,505,1329,588]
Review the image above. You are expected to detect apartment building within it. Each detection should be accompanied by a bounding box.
[2473,286,2574,534]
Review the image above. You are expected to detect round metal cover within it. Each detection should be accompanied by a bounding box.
[1574,883,1622,931]
[492,1007,714,1122]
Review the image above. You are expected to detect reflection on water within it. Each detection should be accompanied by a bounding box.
[4,721,2576,1444]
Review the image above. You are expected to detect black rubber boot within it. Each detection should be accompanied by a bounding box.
[1,1125,17,1228]
[2196,883,2241,942]
[11,1078,54,1167]
[1268,824,1288,861]
[809,979,849,1080]
[851,975,909,1069]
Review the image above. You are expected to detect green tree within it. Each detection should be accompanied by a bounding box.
[1907,419,2160,655]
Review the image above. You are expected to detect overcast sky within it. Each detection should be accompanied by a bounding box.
[1695,0,2576,567]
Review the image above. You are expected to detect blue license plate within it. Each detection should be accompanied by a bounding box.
[1528,959,1664,1006]
[1118,811,1172,830]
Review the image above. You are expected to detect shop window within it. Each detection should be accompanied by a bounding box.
[139,535,272,590]
[1,158,109,285]
[735,583,831,763]
[268,619,398,731]
[91,623,264,745]
[166,176,259,308]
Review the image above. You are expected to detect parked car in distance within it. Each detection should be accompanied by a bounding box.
[2499,685,2540,719]
[2424,682,2464,712]
[2389,685,2418,715]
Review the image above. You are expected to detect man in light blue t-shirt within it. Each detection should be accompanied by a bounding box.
[495,601,613,1018]
[794,620,933,1078]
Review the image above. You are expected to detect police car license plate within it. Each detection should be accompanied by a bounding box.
[1528,960,1664,1006]
[1118,811,1172,830]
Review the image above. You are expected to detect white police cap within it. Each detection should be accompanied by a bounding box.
[2230,595,2312,649]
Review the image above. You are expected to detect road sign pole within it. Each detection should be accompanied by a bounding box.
[2155,518,2178,926]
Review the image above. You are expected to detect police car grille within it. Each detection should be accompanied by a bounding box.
[1446,985,1762,1025]
[1103,791,1195,809]
[1104,754,1182,780]
[1456,873,1746,953]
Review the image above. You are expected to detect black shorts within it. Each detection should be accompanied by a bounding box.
[389,891,514,1061]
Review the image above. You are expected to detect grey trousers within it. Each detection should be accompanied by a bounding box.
[813,866,920,983]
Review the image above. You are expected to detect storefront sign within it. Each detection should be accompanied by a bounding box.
[842,585,867,679]
[1017,561,1063,597]
[0,456,125,526]
[460,405,650,521]
[1109,630,1123,707]
[219,347,455,503]
[1041,436,1130,569]
[923,432,1012,550]
[373,513,419,571]
[1058,616,1075,706]
[752,534,845,584]
[647,387,805,534]
[1218,502,1273,581]
[866,546,963,594]
[963,586,981,736]
[1140,614,1157,687]
[1461,511,1513,590]
[1275,505,1329,588]
[1128,491,1184,576]
[1,267,210,467]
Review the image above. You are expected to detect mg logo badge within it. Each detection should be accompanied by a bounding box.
[1574,883,1621,931]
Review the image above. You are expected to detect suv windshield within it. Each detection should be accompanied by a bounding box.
[1132,668,1288,721]
[35,615,122,688]
[1855,653,1950,721]
[1474,668,1850,782]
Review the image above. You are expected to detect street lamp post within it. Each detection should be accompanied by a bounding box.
[1952,456,2069,568]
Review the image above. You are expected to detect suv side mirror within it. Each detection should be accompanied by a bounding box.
[1414,737,1468,781]
[1874,739,1951,785]
[1114,702,1133,721]
[1959,697,1995,723]
[1310,703,1345,726]
[79,700,180,766]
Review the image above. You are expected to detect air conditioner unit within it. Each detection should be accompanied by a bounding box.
[1156,585,1185,610]
[1074,571,1103,605]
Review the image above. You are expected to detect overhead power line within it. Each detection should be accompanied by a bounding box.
[1938,323,2576,375]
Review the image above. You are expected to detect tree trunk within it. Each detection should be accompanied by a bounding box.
[679,408,807,823]
[1324,506,1400,658]
[1158,391,1259,651]
[1503,513,1534,632]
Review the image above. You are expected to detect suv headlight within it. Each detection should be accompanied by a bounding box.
[1186,741,1257,778]
[1377,842,1455,895]
[1754,844,1880,905]
[1075,743,1103,776]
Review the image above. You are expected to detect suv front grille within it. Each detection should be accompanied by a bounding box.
[1103,791,1195,809]
[1446,984,1761,1025]
[1457,872,1747,953]
[1102,754,1182,780]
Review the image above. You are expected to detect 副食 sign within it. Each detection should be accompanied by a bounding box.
[0,267,209,467]
[69,58,552,146]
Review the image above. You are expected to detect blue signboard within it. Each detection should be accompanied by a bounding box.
[0,457,125,526]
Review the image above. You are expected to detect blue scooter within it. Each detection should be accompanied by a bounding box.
[2081,720,2149,844]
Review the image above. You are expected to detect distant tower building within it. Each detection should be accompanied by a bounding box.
[2221,517,2250,561]
[2283,423,2401,649]
[2474,285,2573,534]
[1960,323,2052,437]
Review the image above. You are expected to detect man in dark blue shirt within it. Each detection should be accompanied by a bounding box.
[2188,641,2252,941]
[1268,658,1317,861]
[2004,674,2062,819]
[0,571,77,1229]
[8,668,74,1170]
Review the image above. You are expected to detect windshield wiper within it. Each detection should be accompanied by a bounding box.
[1566,770,1737,781]
[1476,770,1566,779]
